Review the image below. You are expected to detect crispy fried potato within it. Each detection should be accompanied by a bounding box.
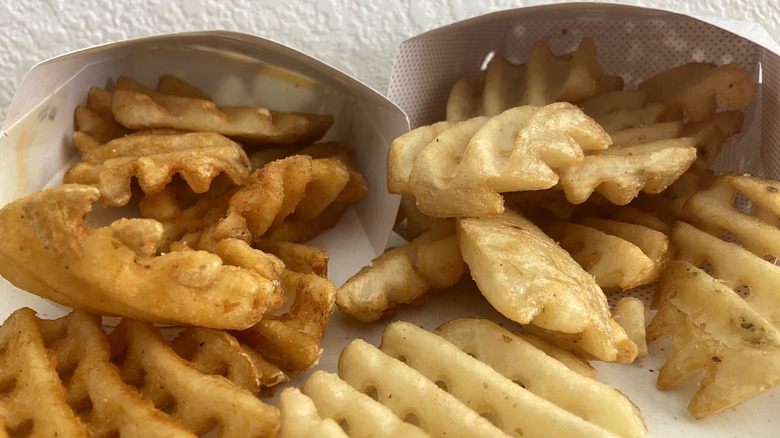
[404,103,610,217]
[109,317,280,436]
[234,269,337,379]
[456,209,635,362]
[0,308,281,437]
[614,297,651,358]
[0,185,284,329]
[437,319,647,438]
[647,260,780,418]
[684,173,780,259]
[446,38,621,120]
[279,386,349,438]
[666,221,780,327]
[336,220,464,322]
[297,371,429,437]
[110,76,333,146]
[202,155,367,248]
[557,137,697,205]
[64,131,252,207]
[0,309,195,437]
[639,62,755,123]
[547,221,657,291]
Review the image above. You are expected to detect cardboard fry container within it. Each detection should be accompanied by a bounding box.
[381,3,780,437]
[0,30,407,321]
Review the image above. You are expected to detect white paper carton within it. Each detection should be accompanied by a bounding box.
[0,30,408,321]
[379,3,780,437]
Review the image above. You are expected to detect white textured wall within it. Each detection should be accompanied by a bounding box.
[2,0,779,118]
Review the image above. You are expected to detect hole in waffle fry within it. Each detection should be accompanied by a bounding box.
[337,418,350,434]
[480,411,500,428]
[364,386,379,400]
[403,412,421,427]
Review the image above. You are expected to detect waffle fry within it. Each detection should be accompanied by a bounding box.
[64,131,253,207]
[394,102,611,217]
[198,154,367,248]
[638,62,755,123]
[0,184,284,329]
[0,308,281,437]
[647,260,780,418]
[234,268,338,380]
[436,319,647,438]
[279,386,349,438]
[336,219,464,322]
[110,76,334,146]
[547,218,669,291]
[613,297,651,358]
[335,321,640,437]
[286,370,429,438]
[446,38,621,121]
[457,209,635,362]
[109,317,280,436]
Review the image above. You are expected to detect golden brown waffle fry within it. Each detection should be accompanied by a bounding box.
[108,317,280,436]
[336,219,464,322]
[234,269,338,380]
[74,105,130,144]
[0,308,198,437]
[204,154,367,247]
[170,327,265,395]
[110,76,334,146]
[456,209,636,363]
[64,131,253,207]
[647,260,780,418]
[0,184,284,329]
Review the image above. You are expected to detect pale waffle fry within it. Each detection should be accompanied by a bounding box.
[647,260,780,418]
[613,297,651,358]
[0,184,285,329]
[456,209,636,363]
[684,173,780,258]
[547,221,659,291]
[394,102,611,217]
[546,217,670,291]
[436,319,647,438]
[638,62,755,123]
[110,76,334,146]
[336,219,464,322]
[641,173,780,417]
[288,370,429,438]
[63,130,253,207]
[446,38,622,121]
[333,320,640,437]
[108,317,280,437]
[279,386,349,438]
